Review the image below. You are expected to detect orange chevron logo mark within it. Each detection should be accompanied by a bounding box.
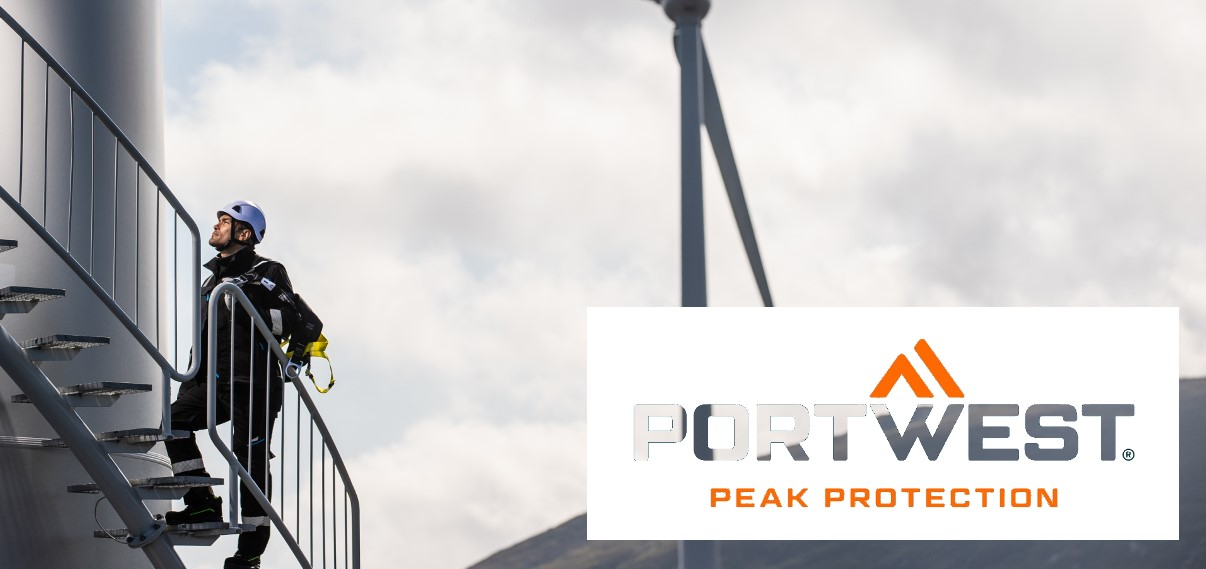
[870,339,964,398]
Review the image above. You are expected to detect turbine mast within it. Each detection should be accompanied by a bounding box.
[663,0,711,308]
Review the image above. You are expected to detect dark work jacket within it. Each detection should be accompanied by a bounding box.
[196,247,298,384]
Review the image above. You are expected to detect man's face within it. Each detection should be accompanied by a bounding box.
[210,214,234,248]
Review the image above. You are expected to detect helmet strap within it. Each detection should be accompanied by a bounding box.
[214,234,253,255]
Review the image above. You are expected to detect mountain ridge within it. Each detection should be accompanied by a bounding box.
[469,378,1206,569]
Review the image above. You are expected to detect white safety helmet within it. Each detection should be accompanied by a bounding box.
[217,200,267,244]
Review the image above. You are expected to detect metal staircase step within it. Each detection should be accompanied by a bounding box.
[94,521,255,547]
[20,334,109,349]
[0,239,15,254]
[61,381,153,397]
[0,286,66,319]
[0,435,53,448]
[11,381,151,407]
[20,334,109,361]
[0,286,65,302]
[69,476,223,501]
[44,428,188,453]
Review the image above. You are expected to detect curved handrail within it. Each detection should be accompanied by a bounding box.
[0,5,202,382]
[207,282,361,568]
[0,186,199,379]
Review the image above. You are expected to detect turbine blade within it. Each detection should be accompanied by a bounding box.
[700,42,774,307]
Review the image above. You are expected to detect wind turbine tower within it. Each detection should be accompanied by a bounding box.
[650,1,775,568]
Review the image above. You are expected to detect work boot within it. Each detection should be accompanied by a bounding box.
[165,495,222,526]
[226,525,270,568]
[223,552,261,569]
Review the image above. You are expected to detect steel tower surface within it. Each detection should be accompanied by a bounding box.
[0,2,170,568]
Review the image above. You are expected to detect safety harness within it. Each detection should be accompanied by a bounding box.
[284,333,335,393]
[232,259,335,394]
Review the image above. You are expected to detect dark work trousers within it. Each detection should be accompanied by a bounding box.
[166,377,283,528]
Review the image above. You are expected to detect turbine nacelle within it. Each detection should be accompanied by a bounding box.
[656,0,711,23]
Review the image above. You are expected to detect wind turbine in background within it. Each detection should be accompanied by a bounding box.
[647,1,774,568]
[652,0,773,310]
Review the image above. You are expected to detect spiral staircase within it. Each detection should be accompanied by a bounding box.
[0,6,358,569]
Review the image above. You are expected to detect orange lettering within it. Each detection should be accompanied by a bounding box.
[736,488,755,508]
[760,488,782,508]
[710,488,730,507]
[825,488,844,507]
[851,488,870,507]
[951,488,970,508]
[788,488,808,507]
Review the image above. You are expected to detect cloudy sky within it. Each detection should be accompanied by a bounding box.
[159,0,1206,567]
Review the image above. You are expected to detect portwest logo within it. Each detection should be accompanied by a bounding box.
[871,339,963,398]
[633,339,1135,463]
[589,308,1175,540]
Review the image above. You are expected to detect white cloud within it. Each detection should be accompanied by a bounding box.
[346,418,584,569]
[162,0,1206,566]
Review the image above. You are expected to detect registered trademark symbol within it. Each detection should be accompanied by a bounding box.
[1122,449,1134,461]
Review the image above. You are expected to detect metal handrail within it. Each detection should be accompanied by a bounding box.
[0,186,198,377]
[0,5,203,384]
[207,282,360,569]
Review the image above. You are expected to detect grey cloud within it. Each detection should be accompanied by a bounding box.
[861,128,1165,304]
[896,3,1139,82]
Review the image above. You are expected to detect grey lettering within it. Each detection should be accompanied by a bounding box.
[694,404,749,461]
[969,404,1020,461]
[873,404,963,461]
[814,404,866,461]
[1024,404,1078,461]
[1082,404,1135,461]
[756,404,809,461]
[633,404,686,461]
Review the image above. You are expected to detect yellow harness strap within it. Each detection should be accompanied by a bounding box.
[283,333,335,393]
